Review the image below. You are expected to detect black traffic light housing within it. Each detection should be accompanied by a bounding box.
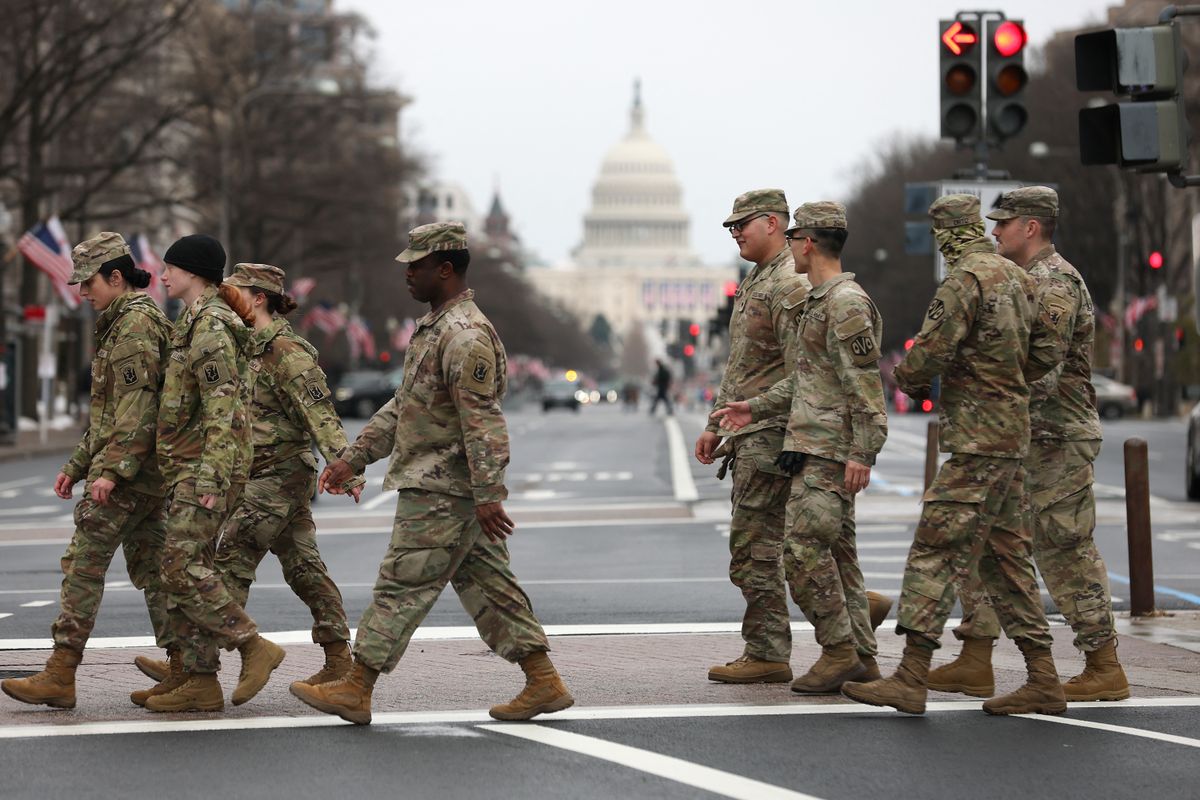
[939,19,982,142]
[985,19,1028,142]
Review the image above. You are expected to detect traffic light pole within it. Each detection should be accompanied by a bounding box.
[952,10,1016,181]
[1161,5,1200,186]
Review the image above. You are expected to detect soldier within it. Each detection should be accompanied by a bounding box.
[841,194,1067,716]
[927,187,1128,702]
[291,222,573,725]
[134,234,285,713]
[2,233,172,709]
[713,201,888,693]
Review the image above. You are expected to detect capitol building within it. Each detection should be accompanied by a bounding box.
[528,85,735,356]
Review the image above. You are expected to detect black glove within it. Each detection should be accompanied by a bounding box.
[774,451,806,475]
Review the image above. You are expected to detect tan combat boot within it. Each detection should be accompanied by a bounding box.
[1,646,81,709]
[134,652,172,683]
[231,635,286,706]
[927,637,995,697]
[290,660,378,725]
[791,643,868,694]
[304,641,352,686]
[144,673,224,713]
[983,645,1067,716]
[859,655,882,682]
[489,651,575,721]
[1062,641,1129,702]
[867,591,893,631]
[707,654,793,684]
[131,649,185,707]
[841,634,933,715]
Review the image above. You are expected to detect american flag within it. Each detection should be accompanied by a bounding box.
[1124,295,1158,329]
[16,216,79,310]
[131,234,167,307]
[347,315,375,361]
[301,302,346,336]
[391,317,416,351]
[290,277,316,303]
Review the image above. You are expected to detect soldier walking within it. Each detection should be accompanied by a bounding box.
[714,202,888,693]
[926,187,1128,702]
[292,222,573,725]
[2,233,172,709]
[842,195,1067,716]
[134,234,285,712]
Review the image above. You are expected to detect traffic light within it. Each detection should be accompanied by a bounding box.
[939,19,982,142]
[1075,24,1189,172]
[1149,250,1164,270]
[986,19,1028,142]
[680,320,698,377]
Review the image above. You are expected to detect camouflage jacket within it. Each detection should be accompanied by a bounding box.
[1027,245,1103,442]
[706,246,810,437]
[246,318,360,482]
[343,289,509,504]
[62,292,171,496]
[895,238,1056,458]
[156,284,252,496]
[750,273,887,465]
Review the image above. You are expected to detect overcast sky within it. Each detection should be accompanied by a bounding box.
[340,0,1116,267]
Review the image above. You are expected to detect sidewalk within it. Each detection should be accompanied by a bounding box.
[2,621,1197,727]
[0,425,83,464]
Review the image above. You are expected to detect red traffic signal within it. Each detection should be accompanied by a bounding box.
[993,20,1026,57]
[688,323,701,338]
[1149,250,1164,269]
[723,280,738,298]
[941,20,978,55]
[1134,337,1145,352]
[683,344,696,357]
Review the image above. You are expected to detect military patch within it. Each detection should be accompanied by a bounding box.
[927,299,945,321]
[123,365,137,385]
[306,381,326,402]
[297,367,330,406]
[472,360,489,383]
[198,357,232,386]
[849,333,879,366]
[459,340,496,397]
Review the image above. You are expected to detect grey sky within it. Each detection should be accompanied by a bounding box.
[341,0,1115,267]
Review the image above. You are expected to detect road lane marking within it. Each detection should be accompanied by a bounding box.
[1018,714,1200,749]
[18,601,52,608]
[0,613,11,621]
[0,477,43,492]
[480,724,821,800]
[664,417,699,502]
[1108,571,1200,606]
[361,491,395,511]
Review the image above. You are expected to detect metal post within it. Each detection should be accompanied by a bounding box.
[1123,437,1157,616]
[924,420,941,492]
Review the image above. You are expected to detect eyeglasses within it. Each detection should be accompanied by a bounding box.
[784,233,812,243]
[728,214,769,234]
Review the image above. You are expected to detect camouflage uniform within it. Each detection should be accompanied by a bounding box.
[342,223,549,673]
[709,189,810,664]
[749,202,887,655]
[951,188,1114,652]
[157,282,256,673]
[214,264,360,646]
[892,195,1057,651]
[53,233,173,654]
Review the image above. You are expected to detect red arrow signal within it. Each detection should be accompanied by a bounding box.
[942,21,978,56]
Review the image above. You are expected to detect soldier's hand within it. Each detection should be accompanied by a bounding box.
[200,493,218,510]
[91,477,116,506]
[695,431,720,464]
[319,459,354,495]
[347,484,363,503]
[476,501,515,542]
[844,460,871,494]
[711,401,752,432]
[53,472,76,500]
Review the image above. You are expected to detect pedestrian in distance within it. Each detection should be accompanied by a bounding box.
[713,201,890,694]
[927,187,1128,702]
[649,358,674,416]
[292,222,574,725]
[2,233,172,710]
[133,234,285,713]
[841,194,1066,717]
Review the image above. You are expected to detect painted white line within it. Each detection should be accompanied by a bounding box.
[664,416,699,502]
[18,600,52,608]
[361,491,395,512]
[480,723,820,800]
[0,506,61,517]
[0,613,11,621]
[0,476,44,492]
[1019,713,1200,749]
[856,539,913,549]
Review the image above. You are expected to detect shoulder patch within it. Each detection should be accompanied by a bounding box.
[927,298,945,321]
[458,339,496,397]
[781,285,809,310]
[198,355,233,387]
[296,366,331,406]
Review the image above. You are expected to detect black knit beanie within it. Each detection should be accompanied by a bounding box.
[163,234,226,283]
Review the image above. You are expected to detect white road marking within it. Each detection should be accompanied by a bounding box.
[480,724,820,800]
[0,505,61,517]
[361,491,395,511]
[664,416,699,502]
[18,600,52,608]
[0,476,44,492]
[1019,713,1200,749]
[0,613,11,621]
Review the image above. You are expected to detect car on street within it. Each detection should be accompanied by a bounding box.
[1092,373,1138,419]
[541,379,582,412]
[333,369,394,418]
[1187,401,1200,500]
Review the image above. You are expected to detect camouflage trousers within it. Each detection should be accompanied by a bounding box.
[783,456,875,655]
[727,429,792,663]
[214,456,350,645]
[949,440,1114,652]
[52,484,170,653]
[354,489,550,674]
[161,479,258,673]
[897,454,1053,650]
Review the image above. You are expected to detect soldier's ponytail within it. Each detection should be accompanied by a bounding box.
[263,291,299,316]
[218,283,257,326]
[99,255,152,290]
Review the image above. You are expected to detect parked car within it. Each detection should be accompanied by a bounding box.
[333,369,394,418]
[1187,401,1200,500]
[1091,373,1138,419]
[541,379,582,412]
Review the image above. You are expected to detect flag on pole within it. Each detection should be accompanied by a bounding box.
[16,216,79,310]
[131,234,167,307]
[391,317,416,351]
[301,302,346,336]
[290,277,316,303]
[347,315,375,361]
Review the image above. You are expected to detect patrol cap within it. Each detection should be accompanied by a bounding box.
[929,194,981,230]
[224,263,286,296]
[68,232,131,285]
[985,186,1059,221]
[787,201,848,233]
[395,221,468,264]
[722,188,789,227]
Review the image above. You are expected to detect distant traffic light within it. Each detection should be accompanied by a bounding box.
[1149,250,1164,270]
[986,19,1028,142]
[939,19,982,142]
